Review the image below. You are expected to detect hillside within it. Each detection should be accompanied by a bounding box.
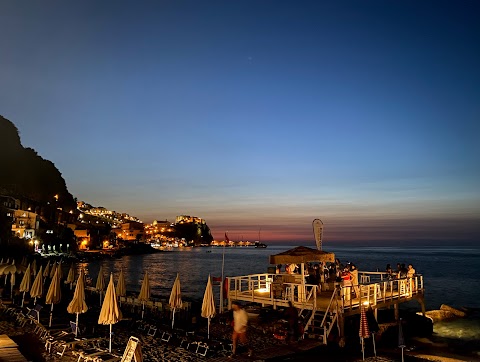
[0,115,76,210]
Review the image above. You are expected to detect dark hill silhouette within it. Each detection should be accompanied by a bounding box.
[0,115,75,210]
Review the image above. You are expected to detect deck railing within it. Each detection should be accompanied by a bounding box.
[228,272,423,312]
[341,273,424,311]
[228,273,319,307]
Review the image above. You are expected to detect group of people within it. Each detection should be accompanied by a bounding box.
[386,263,416,280]
[275,259,362,300]
[386,262,417,294]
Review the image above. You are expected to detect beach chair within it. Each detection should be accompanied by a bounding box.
[45,321,80,354]
[194,341,209,356]
[0,298,9,313]
[22,303,43,325]
[147,324,157,336]
[54,322,105,357]
[81,336,140,362]
[73,339,110,362]
[162,330,173,343]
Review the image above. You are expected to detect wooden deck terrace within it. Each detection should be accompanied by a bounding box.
[227,271,425,317]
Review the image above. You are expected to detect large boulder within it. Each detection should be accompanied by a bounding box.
[440,304,467,317]
[424,305,467,322]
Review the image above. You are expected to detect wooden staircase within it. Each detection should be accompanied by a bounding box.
[300,288,341,345]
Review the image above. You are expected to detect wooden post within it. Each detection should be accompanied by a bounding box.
[337,299,345,347]
[418,296,426,316]
[394,302,399,321]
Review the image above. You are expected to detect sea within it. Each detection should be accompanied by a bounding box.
[78,241,480,342]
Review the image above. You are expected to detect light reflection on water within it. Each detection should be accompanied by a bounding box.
[433,313,480,341]
[79,247,275,301]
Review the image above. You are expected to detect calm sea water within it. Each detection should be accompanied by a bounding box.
[79,242,480,341]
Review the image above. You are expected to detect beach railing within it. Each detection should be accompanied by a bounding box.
[228,273,318,309]
[340,274,424,311]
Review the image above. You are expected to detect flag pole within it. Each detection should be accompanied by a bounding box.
[221,232,226,281]
[220,232,227,313]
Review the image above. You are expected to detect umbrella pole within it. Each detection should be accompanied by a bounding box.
[172,308,175,329]
[372,333,376,357]
[75,313,79,337]
[361,337,365,360]
[208,317,210,340]
[142,301,145,319]
[401,346,404,362]
[21,291,25,307]
[34,297,37,305]
[49,304,54,327]
[109,324,112,353]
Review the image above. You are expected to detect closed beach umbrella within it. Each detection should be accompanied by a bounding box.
[116,269,126,306]
[10,272,16,299]
[169,273,182,329]
[49,263,57,279]
[359,305,370,360]
[138,272,150,319]
[43,261,51,283]
[398,318,405,362]
[67,269,88,336]
[46,267,62,327]
[98,273,122,352]
[66,263,75,290]
[0,259,13,273]
[57,262,63,280]
[201,275,216,339]
[96,266,106,306]
[31,259,37,276]
[30,265,44,304]
[1,261,16,286]
[19,264,32,307]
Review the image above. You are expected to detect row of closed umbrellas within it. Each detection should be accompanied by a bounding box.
[3,258,217,351]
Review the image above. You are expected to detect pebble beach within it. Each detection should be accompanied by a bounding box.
[2,301,479,362]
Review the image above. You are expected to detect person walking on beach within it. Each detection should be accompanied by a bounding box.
[284,301,299,343]
[229,301,253,358]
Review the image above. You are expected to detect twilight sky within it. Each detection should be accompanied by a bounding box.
[1,1,479,243]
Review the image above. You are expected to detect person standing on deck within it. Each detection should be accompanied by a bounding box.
[229,301,253,358]
[407,264,416,294]
[350,264,360,298]
[341,267,353,301]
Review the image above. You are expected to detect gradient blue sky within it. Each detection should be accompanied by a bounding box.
[1,1,479,243]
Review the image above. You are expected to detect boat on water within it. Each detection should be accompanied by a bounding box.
[254,227,267,248]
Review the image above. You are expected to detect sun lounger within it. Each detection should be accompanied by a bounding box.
[147,324,157,336]
[54,334,106,357]
[160,331,172,343]
[19,304,43,325]
[80,336,139,362]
